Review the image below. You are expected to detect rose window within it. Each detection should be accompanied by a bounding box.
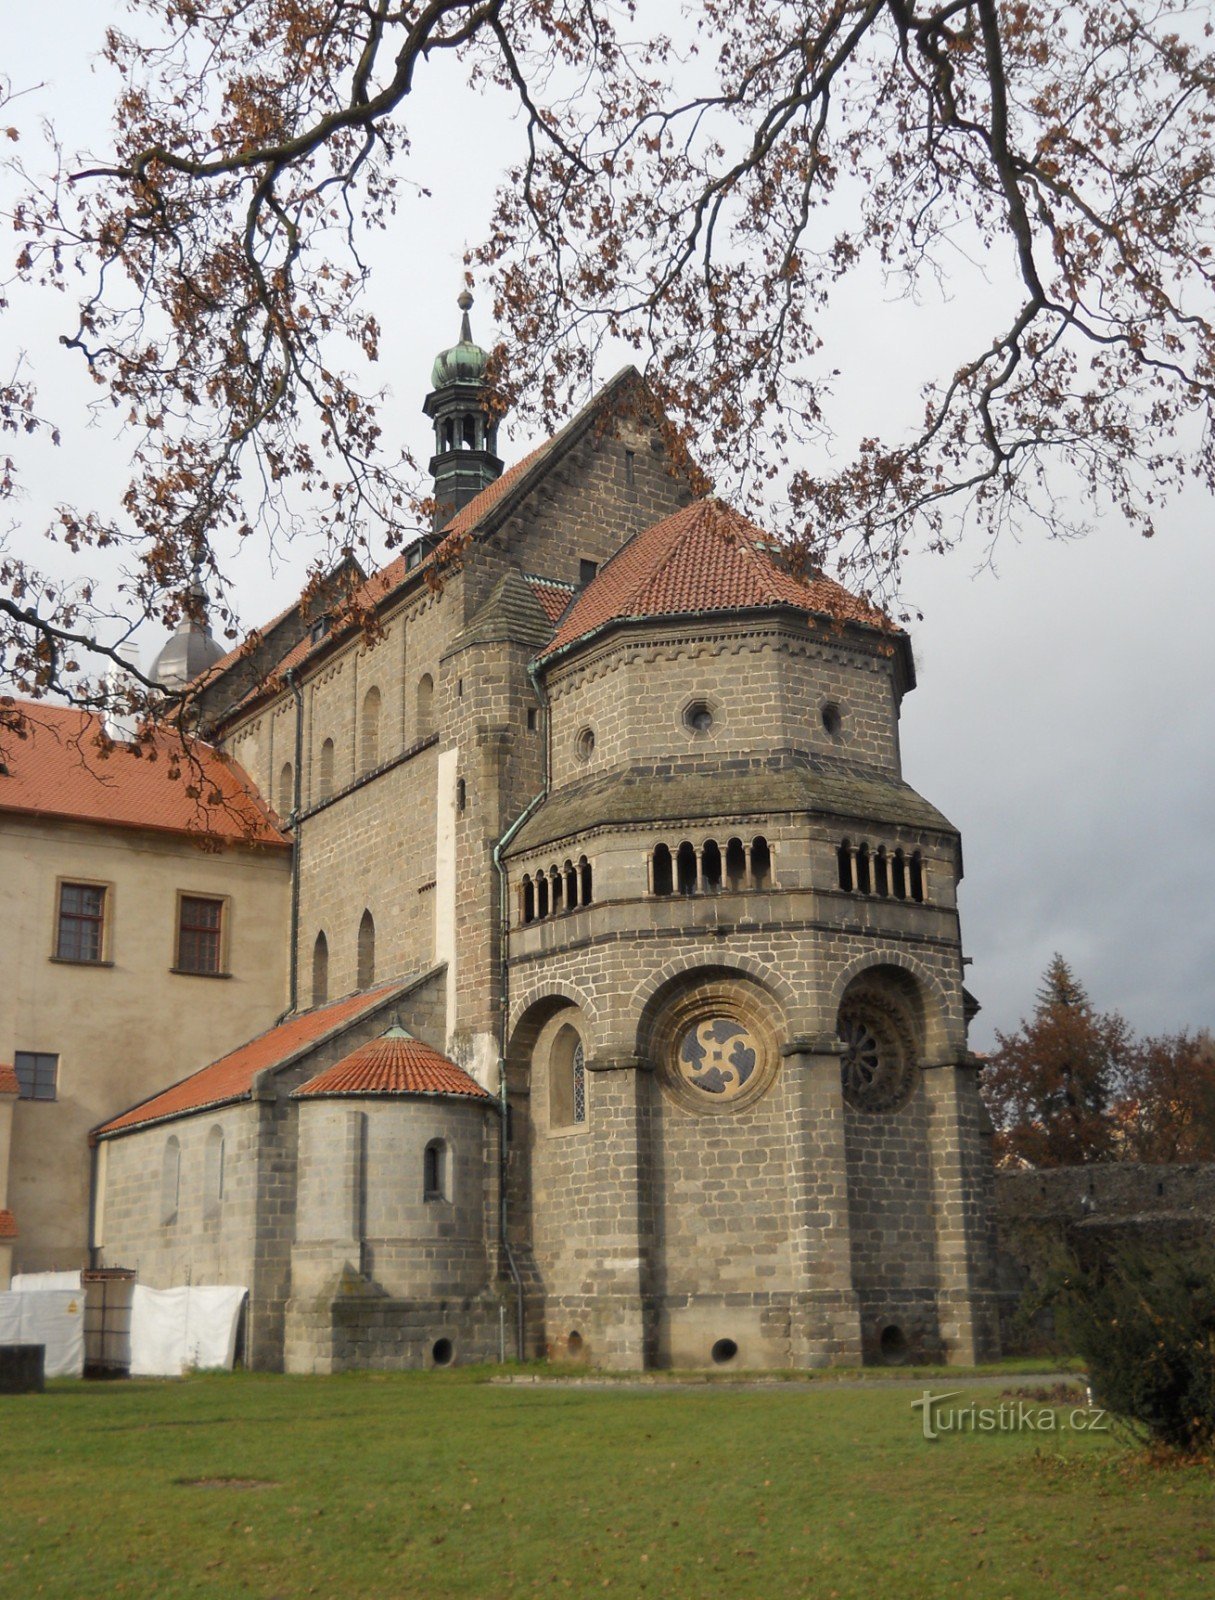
[837,1002,917,1113]
[675,1017,760,1102]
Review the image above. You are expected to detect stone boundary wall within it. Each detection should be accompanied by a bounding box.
[994,1163,1215,1352]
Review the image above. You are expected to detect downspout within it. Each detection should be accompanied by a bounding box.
[489,656,551,1362]
[284,668,304,1018]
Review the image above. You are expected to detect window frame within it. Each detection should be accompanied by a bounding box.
[172,891,231,978]
[52,877,112,966]
[14,1050,59,1102]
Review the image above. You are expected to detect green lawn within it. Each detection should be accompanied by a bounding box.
[2,1368,1210,1598]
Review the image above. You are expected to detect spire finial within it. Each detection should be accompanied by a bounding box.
[457,288,474,342]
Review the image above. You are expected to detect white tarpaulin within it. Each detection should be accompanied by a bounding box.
[129,1285,247,1376]
[0,1289,86,1377]
[11,1270,82,1293]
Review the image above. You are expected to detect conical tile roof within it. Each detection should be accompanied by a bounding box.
[543,498,894,658]
[294,1026,492,1102]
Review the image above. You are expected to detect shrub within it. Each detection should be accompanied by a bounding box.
[1053,1244,1215,1455]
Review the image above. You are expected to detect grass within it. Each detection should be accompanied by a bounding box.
[2,1366,1211,1599]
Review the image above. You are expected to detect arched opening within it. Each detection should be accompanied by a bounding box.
[521,875,535,925]
[701,839,723,892]
[725,837,746,891]
[456,776,466,812]
[204,1125,225,1219]
[360,686,381,773]
[652,843,673,896]
[357,910,376,989]
[751,836,772,889]
[318,738,335,802]
[837,839,853,891]
[312,931,329,1007]
[431,1337,454,1366]
[892,848,907,900]
[549,1023,587,1129]
[676,841,697,895]
[578,856,592,906]
[856,841,871,894]
[416,674,435,740]
[550,866,563,914]
[563,860,578,908]
[160,1137,181,1226]
[423,1139,449,1202]
[536,873,549,918]
[277,761,294,818]
[910,850,925,903]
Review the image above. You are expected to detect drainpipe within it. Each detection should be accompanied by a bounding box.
[284,668,304,1017]
[489,657,551,1361]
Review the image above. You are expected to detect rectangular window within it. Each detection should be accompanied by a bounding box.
[176,895,225,975]
[56,882,106,963]
[14,1051,58,1101]
[579,558,599,586]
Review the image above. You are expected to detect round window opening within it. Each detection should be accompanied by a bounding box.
[683,700,714,735]
[431,1338,454,1367]
[574,726,596,762]
[711,1338,738,1365]
[676,1017,761,1102]
[821,701,843,738]
[837,998,918,1114]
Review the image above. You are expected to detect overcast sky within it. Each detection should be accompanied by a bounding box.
[5,4,1214,1051]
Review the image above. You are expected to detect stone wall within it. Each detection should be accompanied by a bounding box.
[994,1162,1215,1352]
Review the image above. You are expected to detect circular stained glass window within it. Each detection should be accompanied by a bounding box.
[675,1017,762,1101]
[837,1001,917,1113]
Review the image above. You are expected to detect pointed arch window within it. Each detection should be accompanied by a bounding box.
[318,738,335,801]
[161,1137,181,1226]
[416,674,435,740]
[278,761,294,818]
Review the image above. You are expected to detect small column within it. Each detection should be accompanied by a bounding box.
[0,1064,20,1289]
[743,843,753,889]
[693,848,704,893]
[923,1057,1001,1363]
[782,1036,862,1367]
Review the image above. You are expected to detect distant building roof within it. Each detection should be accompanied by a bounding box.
[94,982,411,1137]
[293,1025,492,1102]
[542,498,897,661]
[0,702,289,847]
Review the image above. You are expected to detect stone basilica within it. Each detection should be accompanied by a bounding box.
[11,297,1001,1372]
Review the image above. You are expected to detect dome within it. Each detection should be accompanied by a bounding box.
[429,290,489,388]
[151,580,226,690]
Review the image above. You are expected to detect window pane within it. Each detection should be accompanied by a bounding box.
[178,897,223,973]
[14,1051,58,1101]
[57,883,105,962]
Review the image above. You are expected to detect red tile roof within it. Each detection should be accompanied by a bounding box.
[0,1210,16,1240]
[524,576,576,626]
[95,983,406,1136]
[543,498,895,658]
[204,369,655,719]
[294,1028,492,1101]
[0,1064,19,1097]
[0,702,290,847]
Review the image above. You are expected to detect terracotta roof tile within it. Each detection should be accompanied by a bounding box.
[0,1064,19,1096]
[0,1209,17,1240]
[0,702,290,847]
[95,983,406,1136]
[524,576,576,626]
[294,1029,492,1101]
[543,498,895,658]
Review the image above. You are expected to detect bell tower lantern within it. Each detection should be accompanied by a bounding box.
[423,290,504,529]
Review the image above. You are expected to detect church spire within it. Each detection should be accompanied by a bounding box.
[423,289,504,530]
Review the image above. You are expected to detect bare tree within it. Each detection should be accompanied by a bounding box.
[5,2,1215,723]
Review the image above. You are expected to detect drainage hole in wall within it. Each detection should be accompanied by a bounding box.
[879,1325,907,1364]
[432,1338,454,1367]
[711,1338,738,1365]
[567,1331,583,1355]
